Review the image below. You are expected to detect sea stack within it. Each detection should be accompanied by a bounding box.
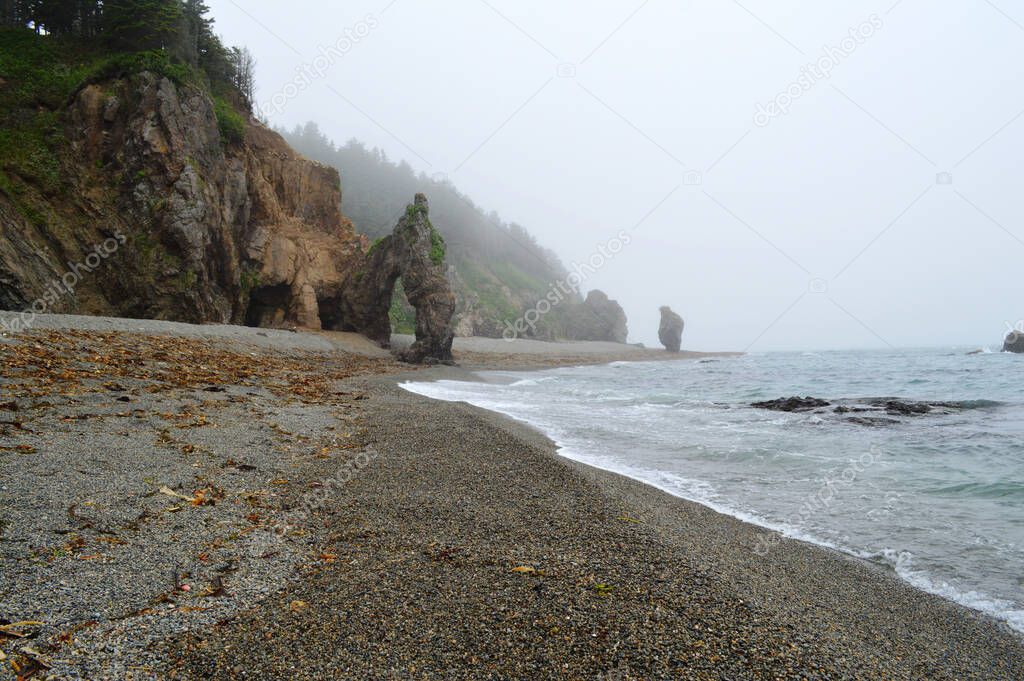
[337,194,456,364]
[658,306,684,352]
[1004,330,1024,353]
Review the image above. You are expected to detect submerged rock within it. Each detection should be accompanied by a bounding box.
[752,396,830,412]
[658,306,684,352]
[846,416,901,427]
[1004,330,1024,353]
[870,399,932,416]
[755,396,969,424]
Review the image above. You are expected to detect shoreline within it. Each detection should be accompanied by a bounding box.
[169,370,1024,679]
[399,364,1024,639]
[0,316,1021,678]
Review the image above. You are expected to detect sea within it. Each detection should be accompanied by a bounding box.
[402,347,1024,634]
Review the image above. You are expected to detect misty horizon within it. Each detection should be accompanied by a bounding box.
[207,0,1024,352]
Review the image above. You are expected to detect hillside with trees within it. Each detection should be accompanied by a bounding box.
[283,122,596,339]
[0,3,627,342]
[0,1,255,106]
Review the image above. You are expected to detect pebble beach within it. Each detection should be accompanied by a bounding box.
[1,315,1022,679]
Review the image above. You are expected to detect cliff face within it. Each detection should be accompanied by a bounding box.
[1,72,362,326]
[64,72,362,327]
[0,72,458,358]
[563,290,628,344]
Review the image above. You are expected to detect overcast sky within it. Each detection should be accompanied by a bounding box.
[208,0,1024,351]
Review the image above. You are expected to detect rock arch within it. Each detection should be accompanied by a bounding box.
[333,194,455,363]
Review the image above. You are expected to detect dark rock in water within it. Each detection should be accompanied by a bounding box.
[756,395,968,425]
[847,416,901,427]
[883,401,931,416]
[336,194,455,364]
[752,396,831,412]
[658,306,684,352]
[833,406,871,414]
[865,399,941,416]
[1004,330,1024,353]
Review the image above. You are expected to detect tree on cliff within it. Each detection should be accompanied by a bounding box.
[1,0,254,112]
[229,46,257,109]
[102,0,183,51]
[4,0,102,35]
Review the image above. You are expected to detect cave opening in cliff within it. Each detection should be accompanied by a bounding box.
[245,283,291,328]
[318,294,345,331]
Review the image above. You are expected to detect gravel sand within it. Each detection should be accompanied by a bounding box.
[1,314,1021,679]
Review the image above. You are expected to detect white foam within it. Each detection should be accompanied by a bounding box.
[399,378,1024,635]
[889,554,1024,633]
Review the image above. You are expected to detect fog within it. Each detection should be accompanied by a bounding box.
[207,0,1024,351]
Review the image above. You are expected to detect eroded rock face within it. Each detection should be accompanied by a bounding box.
[658,306,684,352]
[564,290,628,343]
[0,72,363,328]
[1004,331,1024,353]
[335,195,455,363]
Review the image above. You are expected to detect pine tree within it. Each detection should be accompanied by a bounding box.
[180,0,212,64]
[0,0,18,29]
[102,0,183,51]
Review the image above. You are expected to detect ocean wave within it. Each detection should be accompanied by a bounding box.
[924,481,1024,499]
[945,399,1005,410]
[399,354,1024,636]
[508,375,558,388]
[891,557,1024,634]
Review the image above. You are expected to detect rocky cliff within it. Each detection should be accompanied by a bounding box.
[0,67,454,360]
[563,290,628,344]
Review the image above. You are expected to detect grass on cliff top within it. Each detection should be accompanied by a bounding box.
[0,30,104,199]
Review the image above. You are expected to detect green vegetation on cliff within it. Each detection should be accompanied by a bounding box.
[1,1,255,107]
[0,1,252,227]
[0,4,254,317]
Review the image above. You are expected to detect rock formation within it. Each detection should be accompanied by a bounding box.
[752,397,972,426]
[1004,330,1024,353]
[752,397,830,412]
[563,290,628,343]
[0,71,364,327]
[0,71,456,363]
[335,195,455,363]
[658,306,684,352]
